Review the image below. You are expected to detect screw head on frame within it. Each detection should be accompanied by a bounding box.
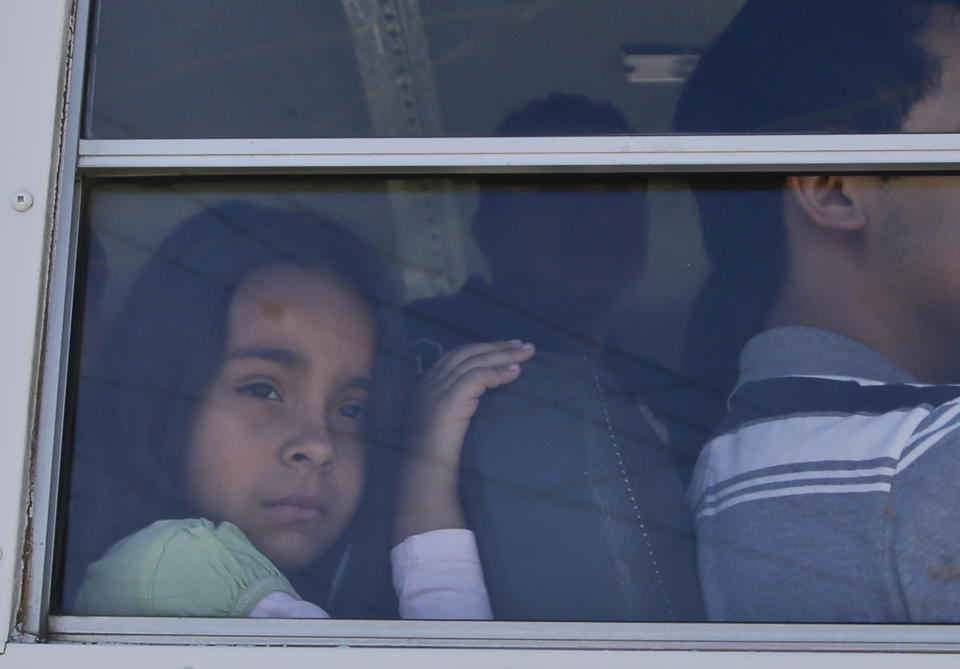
[11,190,34,212]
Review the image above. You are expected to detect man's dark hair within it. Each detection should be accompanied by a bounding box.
[674,0,960,424]
[64,200,407,617]
[677,0,959,134]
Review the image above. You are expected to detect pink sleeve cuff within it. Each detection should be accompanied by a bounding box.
[391,528,493,620]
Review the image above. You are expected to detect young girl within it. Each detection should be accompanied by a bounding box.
[66,200,533,619]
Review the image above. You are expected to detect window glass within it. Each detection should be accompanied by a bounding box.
[52,0,960,642]
[57,175,709,621]
[83,0,742,138]
[86,0,960,140]
[58,172,960,626]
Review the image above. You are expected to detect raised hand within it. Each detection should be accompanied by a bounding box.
[395,340,535,542]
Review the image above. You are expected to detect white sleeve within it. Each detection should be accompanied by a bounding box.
[391,528,493,620]
[247,590,331,619]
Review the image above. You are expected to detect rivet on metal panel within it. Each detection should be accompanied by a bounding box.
[11,190,34,212]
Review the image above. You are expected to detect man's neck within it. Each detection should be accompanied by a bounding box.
[768,289,960,385]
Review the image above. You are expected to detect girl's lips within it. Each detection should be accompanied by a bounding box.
[263,495,328,522]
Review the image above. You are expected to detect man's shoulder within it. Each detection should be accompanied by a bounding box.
[691,373,960,519]
[719,375,960,435]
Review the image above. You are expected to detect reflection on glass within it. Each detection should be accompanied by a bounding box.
[61,0,960,628]
[85,0,955,139]
[83,0,744,138]
[59,177,707,621]
[60,169,960,624]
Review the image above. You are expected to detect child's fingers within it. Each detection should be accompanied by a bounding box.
[424,343,534,401]
[426,340,525,381]
[422,340,531,389]
[412,343,535,472]
[427,363,524,413]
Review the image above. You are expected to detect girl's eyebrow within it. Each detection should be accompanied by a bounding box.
[342,377,373,392]
[224,349,373,390]
[225,345,306,369]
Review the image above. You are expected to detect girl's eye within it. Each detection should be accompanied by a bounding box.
[337,403,367,422]
[238,382,281,401]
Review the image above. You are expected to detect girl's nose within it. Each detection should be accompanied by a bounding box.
[280,422,337,471]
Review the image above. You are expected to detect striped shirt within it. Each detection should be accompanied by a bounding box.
[689,326,960,622]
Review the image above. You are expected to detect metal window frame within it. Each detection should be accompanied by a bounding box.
[38,617,960,652]
[22,0,960,654]
[78,134,960,175]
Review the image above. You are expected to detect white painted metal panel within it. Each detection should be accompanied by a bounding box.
[0,0,72,651]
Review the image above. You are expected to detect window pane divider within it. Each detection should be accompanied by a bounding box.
[78,134,960,175]
[45,616,960,651]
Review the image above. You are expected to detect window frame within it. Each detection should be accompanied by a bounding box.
[77,134,960,175]
[13,0,960,662]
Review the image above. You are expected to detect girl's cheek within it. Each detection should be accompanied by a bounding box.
[341,435,367,469]
[347,443,368,504]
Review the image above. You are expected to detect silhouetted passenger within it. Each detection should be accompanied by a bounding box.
[404,93,703,621]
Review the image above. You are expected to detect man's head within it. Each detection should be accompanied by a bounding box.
[472,94,648,339]
[677,0,960,134]
[676,0,960,384]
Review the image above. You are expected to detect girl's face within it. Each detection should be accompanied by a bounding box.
[184,264,375,569]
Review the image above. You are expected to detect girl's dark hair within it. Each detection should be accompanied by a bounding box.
[64,200,407,617]
[673,0,960,432]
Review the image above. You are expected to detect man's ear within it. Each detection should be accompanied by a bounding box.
[786,175,871,231]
